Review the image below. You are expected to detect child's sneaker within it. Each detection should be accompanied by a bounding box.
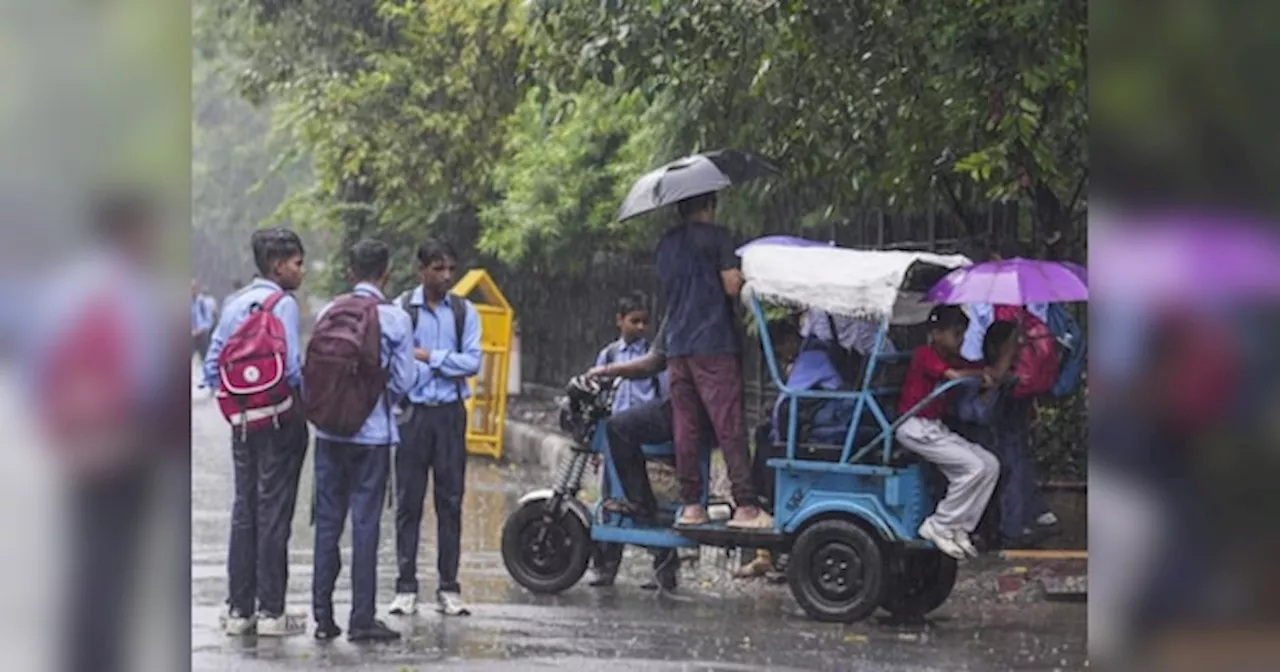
[219,607,256,636]
[918,518,965,560]
[436,591,471,616]
[256,612,306,637]
[388,593,418,616]
[952,530,980,558]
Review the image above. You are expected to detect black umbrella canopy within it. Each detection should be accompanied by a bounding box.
[616,149,781,221]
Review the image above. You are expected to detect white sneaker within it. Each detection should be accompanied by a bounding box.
[1037,512,1060,526]
[388,593,418,616]
[918,518,966,560]
[436,591,471,616]
[952,530,980,558]
[219,608,256,636]
[256,612,306,637]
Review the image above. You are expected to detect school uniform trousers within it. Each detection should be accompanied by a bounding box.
[395,401,468,595]
[311,438,390,629]
[227,412,309,617]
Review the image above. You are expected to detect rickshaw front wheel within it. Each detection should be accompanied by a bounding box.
[881,549,958,619]
[786,519,886,623]
[501,500,591,594]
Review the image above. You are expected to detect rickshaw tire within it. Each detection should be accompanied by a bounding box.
[881,549,958,619]
[501,501,591,595]
[786,518,886,623]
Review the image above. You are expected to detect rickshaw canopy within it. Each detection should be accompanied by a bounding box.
[741,245,971,325]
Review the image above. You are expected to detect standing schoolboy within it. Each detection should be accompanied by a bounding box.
[894,305,1002,560]
[305,240,417,642]
[389,238,483,617]
[191,281,216,365]
[203,226,309,636]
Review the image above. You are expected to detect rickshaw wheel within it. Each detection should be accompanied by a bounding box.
[787,519,886,623]
[501,501,590,594]
[881,549,958,619]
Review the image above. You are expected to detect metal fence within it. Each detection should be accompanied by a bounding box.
[493,201,1087,477]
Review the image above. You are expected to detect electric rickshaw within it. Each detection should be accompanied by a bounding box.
[501,244,975,623]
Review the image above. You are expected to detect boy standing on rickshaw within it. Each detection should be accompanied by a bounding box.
[655,193,770,529]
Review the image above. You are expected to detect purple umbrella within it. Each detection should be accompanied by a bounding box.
[926,258,1089,306]
[735,235,832,256]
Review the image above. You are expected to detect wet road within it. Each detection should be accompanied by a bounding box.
[191,382,1086,671]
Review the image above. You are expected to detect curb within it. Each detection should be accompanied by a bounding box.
[503,419,577,469]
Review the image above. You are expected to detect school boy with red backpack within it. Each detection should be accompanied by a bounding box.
[203,226,309,637]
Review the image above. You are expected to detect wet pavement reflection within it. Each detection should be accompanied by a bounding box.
[191,386,1086,671]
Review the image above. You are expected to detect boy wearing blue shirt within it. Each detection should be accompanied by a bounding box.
[594,291,666,414]
[309,240,418,642]
[389,238,483,618]
[204,227,309,637]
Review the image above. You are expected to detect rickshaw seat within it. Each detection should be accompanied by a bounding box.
[775,423,918,467]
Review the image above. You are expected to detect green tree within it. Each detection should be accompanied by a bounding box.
[200,0,530,292]
[528,0,1087,257]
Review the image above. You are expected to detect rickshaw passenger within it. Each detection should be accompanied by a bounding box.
[655,193,769,529]
[894,305,1001,560]
[585,291,667,586]
[584,320,683,587]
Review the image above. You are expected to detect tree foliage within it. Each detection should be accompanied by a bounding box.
[199,0,1088,275]
[528,0,1087,256]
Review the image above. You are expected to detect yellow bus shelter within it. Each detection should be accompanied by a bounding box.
[451,269,513,460]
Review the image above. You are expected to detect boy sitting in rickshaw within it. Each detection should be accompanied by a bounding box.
[895,305,1007,560]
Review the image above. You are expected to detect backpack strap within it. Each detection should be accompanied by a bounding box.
[257,290,287,313]
[603,341,622,366]
[449,293,468,401]
[399,292,419,332]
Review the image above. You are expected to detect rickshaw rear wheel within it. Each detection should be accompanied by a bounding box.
[787,519,886,623]
[501,500,591,594]
[881,549,958,619]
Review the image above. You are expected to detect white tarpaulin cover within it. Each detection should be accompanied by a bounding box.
[741,246,971,324]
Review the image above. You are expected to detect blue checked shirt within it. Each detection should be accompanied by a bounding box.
[594,336,667,413]
[402,285,482,405]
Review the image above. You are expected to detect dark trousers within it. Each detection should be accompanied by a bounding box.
[396,402,467,595]
[606,398,675,514]
[65,467,152,672]
[990,399,1051,538]
[227,415,308,617]
[193,331,211,364]
[599,398,682,575]
[751,423,784,511]
[312,439,390,629]
[667,355,756,505]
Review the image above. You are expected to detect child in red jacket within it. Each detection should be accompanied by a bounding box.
[895,305,1002,559]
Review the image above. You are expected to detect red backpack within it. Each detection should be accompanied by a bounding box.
[216,292,296,437]
[302,293,387,437]
[995,305,1060,399]
[39,297,135,469]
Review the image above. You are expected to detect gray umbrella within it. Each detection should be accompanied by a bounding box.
[615,149,781,221]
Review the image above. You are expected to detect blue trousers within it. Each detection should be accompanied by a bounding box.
[991,398,1051,538]
[312,439,390,629]
[227,415,308,617]
[396,403,467,595]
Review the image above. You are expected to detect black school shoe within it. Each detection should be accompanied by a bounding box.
[348,619,401,643]
[314,620,342,642]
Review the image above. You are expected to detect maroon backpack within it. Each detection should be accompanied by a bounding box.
[302,293,388,437]
[216,292,296,438]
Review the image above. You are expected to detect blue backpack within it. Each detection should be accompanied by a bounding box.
[1046,304,1086,397]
